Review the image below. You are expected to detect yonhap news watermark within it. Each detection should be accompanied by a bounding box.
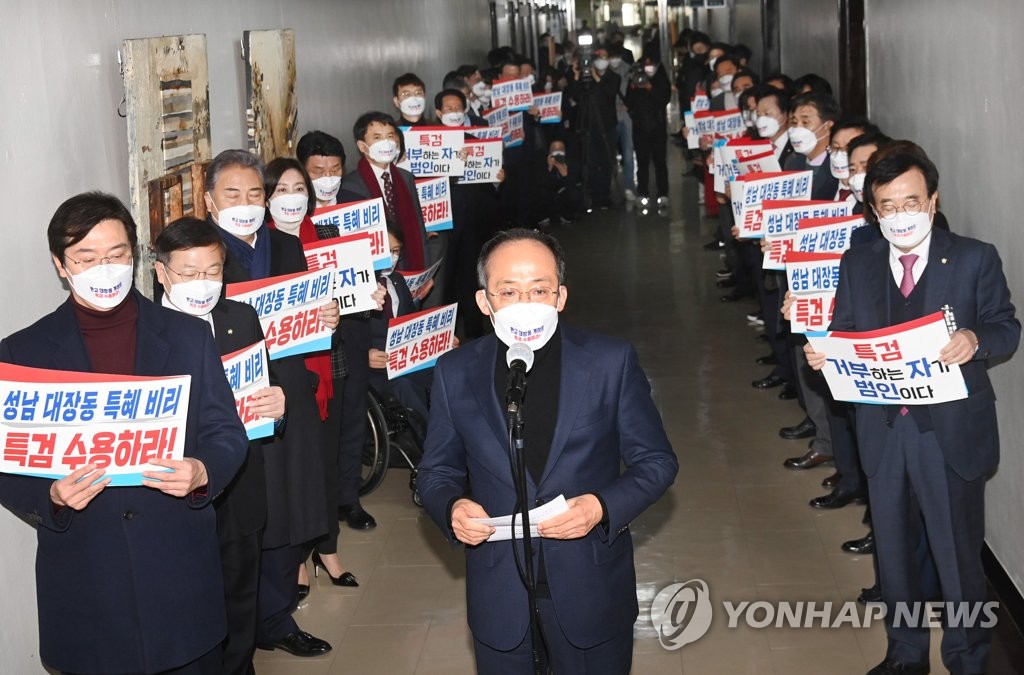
[649,579,999,650]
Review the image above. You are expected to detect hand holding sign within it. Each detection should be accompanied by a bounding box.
[248,386,285,420]
[142,457,208,498]
[804,341,828,370]
[50,464,110,510]
[939,329,979,365]
[319,299,340,330]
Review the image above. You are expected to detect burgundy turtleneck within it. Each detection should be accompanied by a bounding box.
[70,293,138,375]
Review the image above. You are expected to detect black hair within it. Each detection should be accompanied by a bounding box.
[794,73,833,97]
[764,72,795,91]
[731,68,759,88]
[153,216,226,264]
[847,132,892,159]
[830,116,881,144]
[732,44,752,64]
[204,149,263,194]
[790,92,842,124]
[456,64,479,79]
[689,31,711,48]
[442,75,469,93]
[387,226,405,246]
[749,85,793,114]
[709,41,732,55]
[434,88,467,112]
[517,57,536,70]
[392,72,426,97]
[477,228,567,289]
[714,56,740,76]
[295,130,345,165]
[863,141,939,218]
[263,157,316,219]
[48,191,138,262]
[353,111,399,145]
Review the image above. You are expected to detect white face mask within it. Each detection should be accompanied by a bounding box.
[213,203,265,237]
[367,139,399,165]
[755,115,781,139]
[441,111,465,127]
[550,150,566,159]
[848,172,866,202]
[489,301,560,351]
[167,279,222,317]
[384,253,400,272]
[525,73,536,86]
[829,150,850,180]
[644,65,657,77]
[399,96,426,116]
[543,81,554,93]
[480,88,492,105]
[269,192,308,229]
[710,87,724,98]
[718,73,734,89]
[311,175,341,202]
[593,58,609,72]
[708,56,718,70]
[788,125,821,155]
[472,80,488,97]
[609,57,623,68]
[68,262,134,310]
[877,207,934,249]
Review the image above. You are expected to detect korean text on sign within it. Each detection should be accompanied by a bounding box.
[226,269,335,360]
[0,363,191,485]
[400,126,466,177]
[764,212,864,271]
[466,126,504,140]
[399,259,444,298]
[302,234,379,316]
[311,198,391,270]
[482,107,510,144]
[532,92,563,124]
[460,139,504,184]
[762,199,856,270]
[220,341,272,440]
[785,251,843,295]
[732,171,814,238]
[385,303,458,379]
[806,312,968,405]
[506,112,525,148]
[491,77,534,111]
[415,177,454,232]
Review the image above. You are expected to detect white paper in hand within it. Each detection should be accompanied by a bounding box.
[472,494,570,542]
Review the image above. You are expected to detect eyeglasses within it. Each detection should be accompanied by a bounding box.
[873,199,927,219]
[163,264,223,282]
[486,287,559,305]
[397,90,425,99]
[64,251,132,270]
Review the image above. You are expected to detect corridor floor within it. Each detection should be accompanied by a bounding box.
[254,155,1024,674]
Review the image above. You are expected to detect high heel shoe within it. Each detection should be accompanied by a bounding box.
[297,583,310,600]
[311,551,359,587]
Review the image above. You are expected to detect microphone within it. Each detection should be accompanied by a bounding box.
[505,342,534,423]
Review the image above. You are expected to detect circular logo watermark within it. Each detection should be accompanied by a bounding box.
[650,579,714,650]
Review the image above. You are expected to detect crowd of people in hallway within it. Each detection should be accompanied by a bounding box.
[677,27,1018,675]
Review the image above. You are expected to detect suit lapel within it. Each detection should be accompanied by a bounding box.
[923,229,956,316]
[47,301,93,372]
[467,336,510,453]
[539,329,592,487]
[132,296,171,376]
[866,238,892,329]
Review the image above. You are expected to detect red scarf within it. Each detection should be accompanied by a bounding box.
[356,157,425,269]
[268,215,334,420]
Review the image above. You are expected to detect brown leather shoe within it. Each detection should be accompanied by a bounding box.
[783,449,834,470]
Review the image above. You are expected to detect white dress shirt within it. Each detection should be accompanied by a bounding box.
[161,293,215,335]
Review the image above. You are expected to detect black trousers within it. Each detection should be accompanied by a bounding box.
[632,125,668,198]
[256,543,305,644]
[219,531,261,675]
[338,319,370,507]
[64,645,223,675]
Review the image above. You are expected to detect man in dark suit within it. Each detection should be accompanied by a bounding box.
[154,217,288,675]
[0,192,248,675]
[418,229,678,674]
[806,145,1019,675]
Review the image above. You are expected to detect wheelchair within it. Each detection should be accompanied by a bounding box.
[359,385,427,506]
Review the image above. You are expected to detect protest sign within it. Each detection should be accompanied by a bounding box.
[691,93,710,112]
[712,109,745,138]
[507,111,525,148]
[806,312,967,405]
[532,92,563,123]
[385,303,458,379]
[460,139,504,184]
[684,111,699,150]
[221,341,273,440]
[737,150,781,175]
[0,363,191,485]
[763,212,864,270]
[400,126,465,177]
[491,77,533,111]
[693,111,715,139]
[226,269,335,359]
[732,171,813,238]
[482,106,510,143]
[311,199,390,270]
[466,126,504,140]
[790,292,837,333]
[302,234,379,315]
[415,177,454,232]
[398,259,444,297]
[785,250,843,296]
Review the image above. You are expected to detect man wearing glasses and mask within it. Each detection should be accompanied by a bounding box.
[417,229,678,674]
[805,145,1019,675]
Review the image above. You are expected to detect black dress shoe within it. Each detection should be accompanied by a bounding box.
[755,333,768,342]
[755,353,777,365]
[720,291,749,302]
[809,489,866,509]
[821,471,841,489]
[777,382,798,400]
[779,416,816,439]
[339,502,377,530]
[258,630,332,657]
[842,531,875,555]
[703,239,723,251]
[716,277,736,288]
[858,584,883,605]
[783,449,834,470]
[866,657,928,674]
[752,373,785,389]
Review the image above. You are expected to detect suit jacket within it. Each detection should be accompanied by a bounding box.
[829,227,1020,480]
[369,271,415,352]
[417,325,678,650]
[340,166,431,269]
[784,152,839,200]
[210,299,270,540]
[0,291,247,674]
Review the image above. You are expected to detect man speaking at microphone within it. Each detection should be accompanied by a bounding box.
[418,228,678,674]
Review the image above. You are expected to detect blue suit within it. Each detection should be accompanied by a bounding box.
[0,292,248,674]
[417,325,677,658]
[829,227,1019,673]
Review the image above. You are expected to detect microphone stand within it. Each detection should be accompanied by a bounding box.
[506,394,545,675]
